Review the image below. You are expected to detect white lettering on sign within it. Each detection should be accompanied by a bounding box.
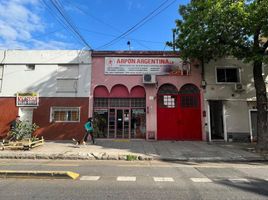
[105,57,191,75]
[16,92,39,107]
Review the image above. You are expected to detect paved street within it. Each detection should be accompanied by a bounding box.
[0,159,268,200]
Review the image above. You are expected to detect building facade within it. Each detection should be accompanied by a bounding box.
[90,51,205,140]
[203,57,268,142]
[0,50,91,140]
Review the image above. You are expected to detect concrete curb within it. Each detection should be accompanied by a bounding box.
[0,152,266,162]
[0,170,80,179]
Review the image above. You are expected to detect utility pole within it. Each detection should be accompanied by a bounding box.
[172,29,176,52]
[127,41,131,51]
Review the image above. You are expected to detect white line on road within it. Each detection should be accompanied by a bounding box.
[228,178,250,183]
[153,177,174,182]
[190,178,212,183]
[117,176,136,181]
[80,176,100,181]
[265,179,268,181]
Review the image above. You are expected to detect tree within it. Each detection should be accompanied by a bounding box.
[169,0,268,151]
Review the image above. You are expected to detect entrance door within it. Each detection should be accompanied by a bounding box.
[116,109,130,139]
[157,84,202,140]
[209,100,224,140]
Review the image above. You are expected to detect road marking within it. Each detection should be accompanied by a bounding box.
[80,176,100,181]
[228,178,250,183]
[153,177,174,182]
[45,164,80,167]
[190,178,212,183]
[265,179,268,181]
[117,176,136,181]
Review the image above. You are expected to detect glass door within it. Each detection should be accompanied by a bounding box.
[116,109,123,138]
[115,109,130,139]
[131,109,146,139]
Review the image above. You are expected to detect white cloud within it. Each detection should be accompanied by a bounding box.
[0,0,74,49]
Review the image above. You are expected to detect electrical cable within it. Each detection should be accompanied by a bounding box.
[96,0,176,50]
[49,0,92,49]
[41,0,85,47]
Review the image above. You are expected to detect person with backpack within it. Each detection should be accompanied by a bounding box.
[83,117,95,145]
[72,117,95,145]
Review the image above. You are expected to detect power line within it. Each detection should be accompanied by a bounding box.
[96,0,176,50]
[79,27,164,44]
[42,0,92,50]
[41,0,85,48]
[65,0,122,34]
[49,0,92,50]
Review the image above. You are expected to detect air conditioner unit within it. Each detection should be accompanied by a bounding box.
[234,83,244,92]
[143,74,156,84]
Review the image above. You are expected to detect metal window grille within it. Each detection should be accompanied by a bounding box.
[94,98,109,107]
[110,98,130,107]
[158,95,177,108]
[131,98,146,107]
[51,107,80,122]
[180,95,199,108]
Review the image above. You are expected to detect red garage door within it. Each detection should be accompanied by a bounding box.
[157,84,202,140]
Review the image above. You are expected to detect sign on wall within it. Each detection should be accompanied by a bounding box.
[105,57,191,75]
[16,92,39,107]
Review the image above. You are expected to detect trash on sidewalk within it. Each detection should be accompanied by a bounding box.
[0,137,45,151]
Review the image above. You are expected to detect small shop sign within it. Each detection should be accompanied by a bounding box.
[16,92,39,107]
[105,57,191,75]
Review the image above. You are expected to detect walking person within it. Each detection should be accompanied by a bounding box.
[83,117,95,145]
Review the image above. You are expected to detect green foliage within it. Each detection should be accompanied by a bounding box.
[9,122,39,141]
[126,155,137,161]
[170,0,268,63]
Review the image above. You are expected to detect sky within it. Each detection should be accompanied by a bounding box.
[0,0,189,51]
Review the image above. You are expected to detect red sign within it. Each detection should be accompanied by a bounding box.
[16,92,39,107]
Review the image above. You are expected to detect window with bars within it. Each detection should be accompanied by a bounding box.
[131,98,146,107]
[180,95,199,108]
[93,98,146,108]
[51,107,80,122]
[158,95,177,108]
[94,98,109,107]
[110,98,130,107]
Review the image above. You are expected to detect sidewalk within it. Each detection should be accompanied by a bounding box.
[0,140,267,162]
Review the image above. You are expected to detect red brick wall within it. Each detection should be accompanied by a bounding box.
[33,97,89,140]
[0,98,19,138]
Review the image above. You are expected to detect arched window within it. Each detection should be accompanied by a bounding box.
[179,84,200,108]
[158,84,178,95]
[157,84,178,109]
[110,84,129,97]
[94,85,109,97]
[179,84,199,94]
[93,85,109,108]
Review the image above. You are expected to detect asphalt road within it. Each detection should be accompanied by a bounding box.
[0,160,267,200]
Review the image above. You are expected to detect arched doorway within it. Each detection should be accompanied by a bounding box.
[179,84,202,140]
[157,84,179,140]
[157,83,202,140]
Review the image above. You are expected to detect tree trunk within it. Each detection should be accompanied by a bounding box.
[253,60,268,151]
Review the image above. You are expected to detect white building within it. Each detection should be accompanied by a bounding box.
[0,50,91,140]
[204,57,268,142]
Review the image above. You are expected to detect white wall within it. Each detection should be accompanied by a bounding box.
[204,57,268,138]
[204,57,268,101]
[224,101,250,133]
[0,50,91,97]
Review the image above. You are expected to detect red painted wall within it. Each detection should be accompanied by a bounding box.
[0,98,19,138]
[0,97,89,140]
[33,97,89,140]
